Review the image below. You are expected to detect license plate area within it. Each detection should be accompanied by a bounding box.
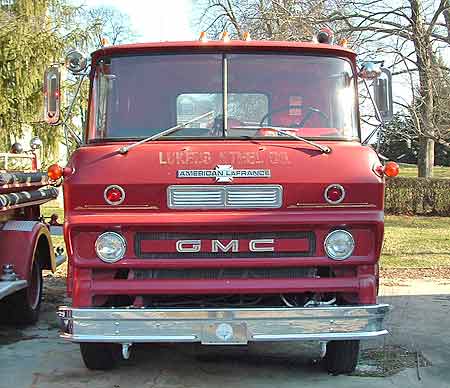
[201,322,248,345]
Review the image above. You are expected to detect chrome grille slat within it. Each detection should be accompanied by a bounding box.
[168,185,282,209]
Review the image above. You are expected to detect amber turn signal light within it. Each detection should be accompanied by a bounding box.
[384,161,399,177]
[47,163,63,181]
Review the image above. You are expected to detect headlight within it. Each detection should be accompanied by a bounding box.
[324,230,354,260]
[95,232,126,263]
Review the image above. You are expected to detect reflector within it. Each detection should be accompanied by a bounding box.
[324,184,345,204]
[104,185,125,205]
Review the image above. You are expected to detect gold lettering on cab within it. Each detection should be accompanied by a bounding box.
[159,151,212,165]
[159,151,291,165]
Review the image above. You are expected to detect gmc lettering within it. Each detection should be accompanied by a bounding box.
[176,239,275,253]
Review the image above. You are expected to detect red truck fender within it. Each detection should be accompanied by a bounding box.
[0,221,56,282]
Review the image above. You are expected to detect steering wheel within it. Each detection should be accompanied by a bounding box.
[211,115,245,136]
[259,105,330,128]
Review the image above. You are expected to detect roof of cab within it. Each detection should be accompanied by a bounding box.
[91,40,356,63]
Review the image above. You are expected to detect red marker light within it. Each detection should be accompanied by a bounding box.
[104,185,125,205]
[324,184,345,204]
[384,162,399,177]
[317,28,334,44]
[47,163,63,181]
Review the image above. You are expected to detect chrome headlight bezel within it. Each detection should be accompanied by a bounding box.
[95,231,127,263]
[324,229,355,260]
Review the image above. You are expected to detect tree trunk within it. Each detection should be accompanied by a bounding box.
[418,136,434,177]
[410,0,435,178]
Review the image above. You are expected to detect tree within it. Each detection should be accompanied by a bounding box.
[0,0,71,154]
[0,1,134,163]
[196,0,337,40]
[197,0,450,177]
[326,0,450,177]
[62,6,135,145]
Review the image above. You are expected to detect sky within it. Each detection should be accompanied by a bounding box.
[82,0,196,42]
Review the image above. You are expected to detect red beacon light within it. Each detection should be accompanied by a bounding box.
[104,185,125,205]
[324,184,345,204]
[384,161,400,177]
[316,28,334,44]
[220,31,230,42]
[373,162,399,178]
[199,31,208,42]
[47,163,64,181]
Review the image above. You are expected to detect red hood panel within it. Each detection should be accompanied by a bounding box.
[64,141,383,212]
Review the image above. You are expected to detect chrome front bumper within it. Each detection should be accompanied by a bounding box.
[57,304,389,344]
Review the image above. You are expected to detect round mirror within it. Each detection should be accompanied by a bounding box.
[359,62,382,80]
[30,137,43,150]
[65,50,88,73]
[11,142,23,154]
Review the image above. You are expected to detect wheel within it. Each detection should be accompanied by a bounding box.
[80,343,120,370]
[324,340,360,375]
[7,258,43,324]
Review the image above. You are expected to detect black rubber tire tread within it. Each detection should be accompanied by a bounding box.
[5,259,42,325]
[324,340,360,375]
[80,343,120,370]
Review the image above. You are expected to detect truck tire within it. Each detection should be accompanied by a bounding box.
[80,343,120,370]
[8,258,43,324]
[324,340,359,375]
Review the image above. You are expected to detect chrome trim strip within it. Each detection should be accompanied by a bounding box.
[287,203,376,208]
[55,254,67,267]
[57,304,389,344]
[2,220,38,232]
[0,199,55,212]
[75,205,159,211]
[0,280,27,301]
[253,331,389,341]
[168,185,283,209]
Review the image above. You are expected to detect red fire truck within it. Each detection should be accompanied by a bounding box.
[49,30,398,374]
[0,140,63,324]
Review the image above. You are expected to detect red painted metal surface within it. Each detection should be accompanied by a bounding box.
[91,40,356,64]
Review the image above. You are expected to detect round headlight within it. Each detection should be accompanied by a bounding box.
[95,232,126,263]
[324,230,354,260]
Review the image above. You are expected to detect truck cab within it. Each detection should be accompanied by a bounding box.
[52,33,395,374]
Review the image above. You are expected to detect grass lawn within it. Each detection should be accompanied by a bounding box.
[42,203,450,269]
[398,163,450,179]
[382,215,450,268]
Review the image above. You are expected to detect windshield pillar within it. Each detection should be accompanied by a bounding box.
[222,54,228,137]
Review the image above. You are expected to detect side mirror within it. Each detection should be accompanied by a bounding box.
[359,62,382,80]
[374,68,393,122]
[44,66,61,125]
[65,50,88,74]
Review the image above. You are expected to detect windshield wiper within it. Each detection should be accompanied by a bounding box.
[252,126,331,154]
[118,111,215,154]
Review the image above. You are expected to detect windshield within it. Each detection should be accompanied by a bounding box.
[89,53,358,141]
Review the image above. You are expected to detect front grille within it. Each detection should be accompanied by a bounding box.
[134,267,317,280]
[167,185,282,209]
[135,231,315,259]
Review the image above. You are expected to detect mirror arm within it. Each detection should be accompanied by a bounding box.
[363,78,384,124]
[361,78,387,149]
[61,71,88,147]
[362,123,382,145]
